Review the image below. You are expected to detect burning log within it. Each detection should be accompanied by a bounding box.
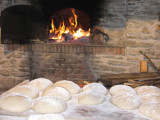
[61,32,89,43]
[49,8,90,43]
[62,32,73,41]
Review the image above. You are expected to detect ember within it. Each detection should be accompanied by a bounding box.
[49,8,90,43]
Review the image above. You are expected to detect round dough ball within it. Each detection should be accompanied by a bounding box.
[32,97,67,114]
[28,78,53,91]
[9,85,39,99]
[110,93,141,110]
[139,94,160,104]
[53,80,81,94]
[0,93,32,113]
[78,90,106,105]
[27,114,65,120]
[139,103,160,120]
[82,83,108,95]
[134,86,160,96]
[42,86,71,101]
[109,85,136,96]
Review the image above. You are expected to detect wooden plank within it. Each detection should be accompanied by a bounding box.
[100,72,160,79]
[99,72,160,88]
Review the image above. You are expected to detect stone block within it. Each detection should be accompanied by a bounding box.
[0,77,15,89]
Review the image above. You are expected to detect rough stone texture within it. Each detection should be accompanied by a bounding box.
[103,0,127,28]
[0,44,125,89]
[0,0,31,15]
[0,0,160,89]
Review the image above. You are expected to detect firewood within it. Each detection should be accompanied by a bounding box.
[62,32,73,41]
[99,72,160,88]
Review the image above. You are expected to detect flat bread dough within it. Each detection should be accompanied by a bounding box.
[110,93,141,110]
[28,78,53,91]
[27,114,65,120]
[32,96,67,114]
[42,86,71,101]
[109,85,136,96]
[0,93,32,113]
[78,90,106,105]
[9,85,39,99]
[53,80,81,94]
[82,83,108,95]
[139,103,160,120]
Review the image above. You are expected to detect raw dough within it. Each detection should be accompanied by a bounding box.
[82,83,108,95]
[139,94,160,103]
[53,80,81,94]
[109,85,136,96]
[27,114,65,120]
[110,93,141,110]
[78,90,106,105]
[32,96,67,114]
[42,86,71,101]
[9,85,39,99]
[0,93,32,113]
[134,86,160,96]
[139,103,160,120]
[28,78,53,91]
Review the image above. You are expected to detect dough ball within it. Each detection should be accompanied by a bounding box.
[0,93,32,113]
[53,80,81,94]
[28,78,53,91]
[42,86,71,101]
[82,83,108,95]
[9,85,39,99]
[78,90,106,105]
[109,85,136,96]
[110,93,141,110]
[32,97,67,114]
[134,86,160,96]
[27,114,65,120]
[139,94,160,104]
[139,103,160,120]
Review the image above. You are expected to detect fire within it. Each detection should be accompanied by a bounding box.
[49,8,90,42]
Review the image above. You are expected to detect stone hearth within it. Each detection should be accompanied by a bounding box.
[0,0,160,90]
[0,43,125,90]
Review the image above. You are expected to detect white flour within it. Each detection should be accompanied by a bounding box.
[0,93,153,120]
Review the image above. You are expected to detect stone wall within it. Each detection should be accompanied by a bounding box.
[0,0,160,89]
[98,0,160,73]
[0,44,125,90]
[0,0,31,14]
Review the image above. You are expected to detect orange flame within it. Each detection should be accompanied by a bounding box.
[49,8,90,42]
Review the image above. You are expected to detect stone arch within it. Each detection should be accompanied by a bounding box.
[0,0,31,14]
[1,4,47,44]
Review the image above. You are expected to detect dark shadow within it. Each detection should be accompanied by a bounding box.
[1,5,47,44]
[32,0,104,28]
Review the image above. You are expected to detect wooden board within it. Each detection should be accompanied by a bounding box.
[99,72,160,88]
